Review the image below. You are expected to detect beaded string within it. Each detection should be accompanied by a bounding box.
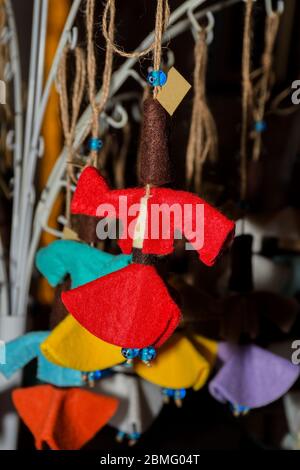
[102,0,169,100]
[152,0,170,99]
[240,0,254,203]
[186,29,217,193]
[251,10,281,162]
[86,0,115,168]
[56,46,86,226]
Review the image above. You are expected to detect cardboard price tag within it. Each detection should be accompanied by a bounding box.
[157,67,191,115]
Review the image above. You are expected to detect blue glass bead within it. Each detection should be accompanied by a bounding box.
[116,430,125,440]
[88,137,103,151]
[139,346,157,362]
[162,388,175,397]
[147,70,167,87]
[93,370,102,380]
[230,403,250,416]
[121,348,140,360]
[174,388,186,400]
[129,432,141,441]
[254,120,267,133]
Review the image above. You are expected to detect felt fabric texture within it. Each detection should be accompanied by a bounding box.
[0,332,83,387]
[41,315,124,372]
[62,263,181,349]
[138,98,172,186]
[282,392,300,450]
[71,167,235,266]
[36,239,131,289]
[13,385,118,450]
[134,334,213,391]
[96,373,163,436]
[209,343,300,408]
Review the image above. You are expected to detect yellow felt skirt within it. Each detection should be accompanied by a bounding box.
[134,333,217,391]
[41,315,124,372]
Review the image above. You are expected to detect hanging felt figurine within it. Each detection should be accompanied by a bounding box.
[134,333,217,407]
[220,234,299,341]
[12,385,118,450]
[0,332,84,387]
[41,315,124,372]
[36,239,129,371]
[0,332,121,450]
[96,373,164,446]
[62,98,235,362]
[36,239,131,291]
[209,342,300,416]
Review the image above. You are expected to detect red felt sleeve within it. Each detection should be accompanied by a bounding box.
[174,191,235,267]
[71,167,110,216]
[198,200,235,266]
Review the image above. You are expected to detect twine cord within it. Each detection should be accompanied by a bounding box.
[86,0,115,167]
[240,0,253,202]
[102,0,169,60]
[186,29,217,192]
[57,46,86,225]
[251,11,281,161]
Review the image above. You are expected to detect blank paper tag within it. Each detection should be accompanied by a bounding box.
[156,67,191,115]
[62,226,80,241]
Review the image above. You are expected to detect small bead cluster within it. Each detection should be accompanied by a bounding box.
[116,430,141,446]
[230,403,250,416]
[121,346,157,365]
[82,368,112,386]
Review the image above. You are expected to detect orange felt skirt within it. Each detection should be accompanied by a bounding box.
[12,385,118,450]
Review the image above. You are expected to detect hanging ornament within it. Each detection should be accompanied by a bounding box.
[62,97,234,360]
[41,315,124,372]
[96,374,164,446]
[220,234,298,341]
[12,385,118,450]
[0,331,85,387]
[209,342,299,416]
[134,333,217,407]
[35,239,131,290]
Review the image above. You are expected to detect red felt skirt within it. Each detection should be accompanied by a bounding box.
[62,263,181,349]
[13,385,118,450]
